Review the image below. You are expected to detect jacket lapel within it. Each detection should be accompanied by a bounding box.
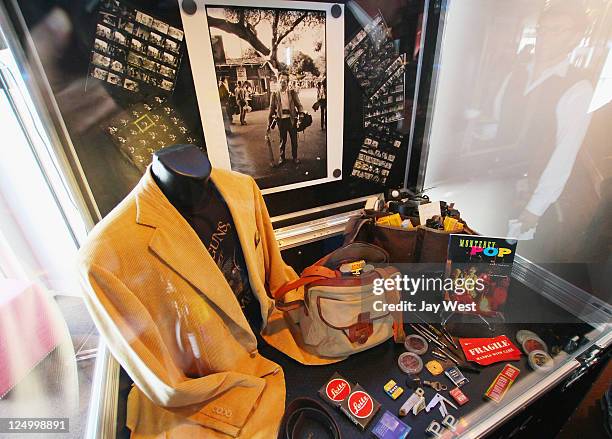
[276,91,282,114]
[135,169,256,347]
[211,170,272,322]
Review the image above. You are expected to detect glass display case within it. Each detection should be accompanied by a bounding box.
[0,0,609,438]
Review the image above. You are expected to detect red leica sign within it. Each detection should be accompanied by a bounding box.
[325,378,351,402]
[348,390,374,418]
[339,384,380,430]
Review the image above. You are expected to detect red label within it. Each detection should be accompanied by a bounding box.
[450,387,469,406]
[485,364,520,403]
[348,390,374,419]
[326,378,351,402]
[459,335,521,366]
[501,364,520,380]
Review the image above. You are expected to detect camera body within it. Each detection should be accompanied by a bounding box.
[387,192,430,218]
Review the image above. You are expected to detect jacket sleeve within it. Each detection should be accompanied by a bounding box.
[268,93,276,124]
[250,177,300,298]
[79,261,266,437]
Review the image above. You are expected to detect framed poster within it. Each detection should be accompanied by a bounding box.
[180,0,344,194]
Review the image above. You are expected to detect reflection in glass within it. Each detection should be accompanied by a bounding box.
[425,1,611,293]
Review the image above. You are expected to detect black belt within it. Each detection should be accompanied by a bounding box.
[278,398,341,439]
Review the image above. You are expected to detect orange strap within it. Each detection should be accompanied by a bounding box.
[272,265,337,301]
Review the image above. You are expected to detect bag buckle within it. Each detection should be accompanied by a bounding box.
[348,312,373,344]
[339,260,366,276]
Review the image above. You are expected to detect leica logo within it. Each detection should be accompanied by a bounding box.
[348,391,373,418]
[326,379,350,401]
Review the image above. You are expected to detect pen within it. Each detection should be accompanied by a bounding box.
[409,324,445,350]
[413,313,460,350]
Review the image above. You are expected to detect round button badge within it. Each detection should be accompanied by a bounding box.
[528,350,554,372]
[398,352,423,375]
[522,337,548,354]
[516,330,539,345]
[348,390,374,419]
[325,378,351,402]
[404,334,429,355]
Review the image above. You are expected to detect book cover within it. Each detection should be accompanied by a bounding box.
[445,235,518,317]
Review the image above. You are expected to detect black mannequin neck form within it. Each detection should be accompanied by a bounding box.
[151,144,212,211]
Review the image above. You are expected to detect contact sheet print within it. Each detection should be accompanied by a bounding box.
[89,0,184,93]
[345,12,408,184]
[351,125,403,185]
[344,12,407,125]
[345,14,398,95]
[364,54,406,127]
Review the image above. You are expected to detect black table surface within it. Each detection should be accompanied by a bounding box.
[116,278,595,439]
[257,278,594,438]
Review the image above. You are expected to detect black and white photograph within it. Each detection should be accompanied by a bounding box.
[135,26,150,40]
[164,38,179,53]
[131,38,144,52]
[123,78,139,91]
[159,65,175,78]
[135,11,153,27]
[92,52,111,68]
[94,38,109,53]
[96,24,112,39]
[152,19,169,34]
[109,45,126,59]
[147,45,160,60]
[162,51,177,66]
[206,5,327,189]
[90,67,108,81]
[127,52,142,66]
[161,79,174,91]
[149,32,163,46]
[168,26,184,41]
[107,72,122,85]
[113,30,127,45]
[127,65,142,79]
[180,1,343,193]
[142,58,157,72]
[121,20,134,33]
[111,59,124,73]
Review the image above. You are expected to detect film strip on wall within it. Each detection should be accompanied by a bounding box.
[364,54,406,127]
[88,0,184,93]
[345,14,399,96]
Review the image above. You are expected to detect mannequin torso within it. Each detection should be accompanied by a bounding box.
[151,144,262,332]
[151,144,212,210]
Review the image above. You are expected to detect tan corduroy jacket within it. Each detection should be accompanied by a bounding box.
[77,168,338,439]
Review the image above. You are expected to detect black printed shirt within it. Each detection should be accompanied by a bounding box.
[178,182,262,333]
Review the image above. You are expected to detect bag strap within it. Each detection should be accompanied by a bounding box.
[375,267,406,344]
[272,265,337,311]
[342,215,372,245]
